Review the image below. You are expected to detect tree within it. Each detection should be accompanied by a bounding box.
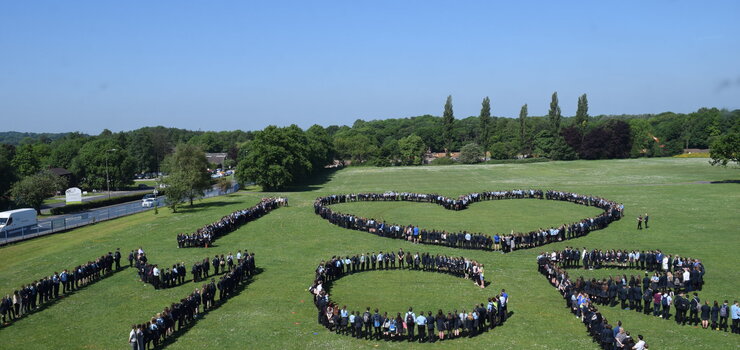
[10,170,65,214]
[478,97,492,155]
[459,142,484,164]
[0,145,17,202]
[162,143,212,207]
[235,125,313,190]
[709,132,739,166]
[70,139,136,190]
[490,141,517,160]
[398,134,426,165]
[305,124,335,169]
[11,143,50,177]
[574,94,589,135]
[442,95,455,155]
[548,91,562,134]
[519,104,528,155]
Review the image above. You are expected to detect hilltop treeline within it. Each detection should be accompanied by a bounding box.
[1,97,739,197]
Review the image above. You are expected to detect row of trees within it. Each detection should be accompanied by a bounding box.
[331,95,739,165]
[1,96,738,201]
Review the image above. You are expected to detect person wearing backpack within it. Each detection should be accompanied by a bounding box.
[719,300,729,332]
[362,307,372,339]
[405,307,416,341]
[689,293,700,325]
[372,308,382,340]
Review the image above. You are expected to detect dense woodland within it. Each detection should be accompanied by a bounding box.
[1,94,739,205]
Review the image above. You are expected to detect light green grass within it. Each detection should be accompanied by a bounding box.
[0,158,738,350]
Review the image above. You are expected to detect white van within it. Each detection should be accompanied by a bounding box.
[0,208,38,233]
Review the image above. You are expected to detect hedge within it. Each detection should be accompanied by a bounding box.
[49,190,164,215]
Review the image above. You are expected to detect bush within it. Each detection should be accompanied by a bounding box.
[429,157,456,166]
[49,190,164,215]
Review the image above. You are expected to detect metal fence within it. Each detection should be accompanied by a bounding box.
[1,183,240,246]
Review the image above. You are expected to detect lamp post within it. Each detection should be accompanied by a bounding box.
[105,148,117,199]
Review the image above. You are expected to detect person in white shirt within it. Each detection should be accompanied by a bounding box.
[632,334,646,349]
[128,325,138,350]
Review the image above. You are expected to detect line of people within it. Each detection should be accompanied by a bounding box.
[309,251,510,342]
[314,190,623,252]
[538,255,650,349]
[176,197,287,248]
[547,247,706,292]
[1,249,123,326]
[128,250,257,350]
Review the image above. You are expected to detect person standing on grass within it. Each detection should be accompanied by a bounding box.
[643,213,649,229]
[711,301,720,330]
[731,300,739,334]
[128,325,138,350]
[636,215,643,230]
[701,301,711,329]
[719,300,729,331]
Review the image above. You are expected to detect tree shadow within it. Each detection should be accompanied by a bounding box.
[710,179,740,184]
[174,201,233,213]
[0,266,129,329]
[156,267,264,349]
[282,168,340,193]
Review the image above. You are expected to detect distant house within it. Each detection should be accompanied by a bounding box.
[205,153,228,168]
[48,167,73,185]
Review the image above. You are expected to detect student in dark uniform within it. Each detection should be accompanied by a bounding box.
[700,301,711,329]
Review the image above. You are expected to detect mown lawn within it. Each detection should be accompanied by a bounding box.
[0,158,738,349]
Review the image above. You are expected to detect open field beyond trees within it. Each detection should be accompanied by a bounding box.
[0,158,738,350]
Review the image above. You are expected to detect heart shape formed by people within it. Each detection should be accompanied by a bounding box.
[313,190,624,251]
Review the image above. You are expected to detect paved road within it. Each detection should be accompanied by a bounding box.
[1,184,239,245]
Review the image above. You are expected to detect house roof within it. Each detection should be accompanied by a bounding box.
[205,153,228,165]
[48,167,72,176]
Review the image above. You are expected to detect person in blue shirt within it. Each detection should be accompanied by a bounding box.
[731,300,740,334]
[415,313,427,342]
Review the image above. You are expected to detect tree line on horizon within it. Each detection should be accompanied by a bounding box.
[1,94,738,201]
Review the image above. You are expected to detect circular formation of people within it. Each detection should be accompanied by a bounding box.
[1,190,738,350]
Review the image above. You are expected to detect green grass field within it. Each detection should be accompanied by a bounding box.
[0,158,738,349]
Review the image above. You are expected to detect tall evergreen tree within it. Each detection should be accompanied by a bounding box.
[548,91,562,133]
[519,104,528,155]
[478,97,492,156]
[575,93,589,129]
[442,95,455,155]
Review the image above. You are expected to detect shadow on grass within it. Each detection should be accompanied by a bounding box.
[174,201,233,213]
[0,266,130,329]
[283,168,340,193]
[156,267,263,349]
[710,179,740,184]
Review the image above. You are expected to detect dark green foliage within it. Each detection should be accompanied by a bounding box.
[489,141,518,160]
[709,132,739,166]
[574,93,589,133]
[398,134,426,165]
[442,95,455,154]
[478,97,492,153]
[429,157,456,165]
[0,145,17,205]
[548,91,562,134]
[519,104,529,155]
[235,125,325,190]
[69,139,136,191]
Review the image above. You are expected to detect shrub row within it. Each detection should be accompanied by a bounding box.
[49,191,163,215]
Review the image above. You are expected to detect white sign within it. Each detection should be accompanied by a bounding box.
[65,187,82,204]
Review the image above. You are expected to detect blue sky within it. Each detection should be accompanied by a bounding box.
[1,1,739,134]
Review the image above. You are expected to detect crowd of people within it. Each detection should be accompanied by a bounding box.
[128,250,257,350]
[544,247,707,292]
[538,250,739,349]
[314,190,623,252]
[309,251,510,342]
[1,249,123,326]
[176,197,287,247]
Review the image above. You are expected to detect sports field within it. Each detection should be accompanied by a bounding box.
[0,158,738,349]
